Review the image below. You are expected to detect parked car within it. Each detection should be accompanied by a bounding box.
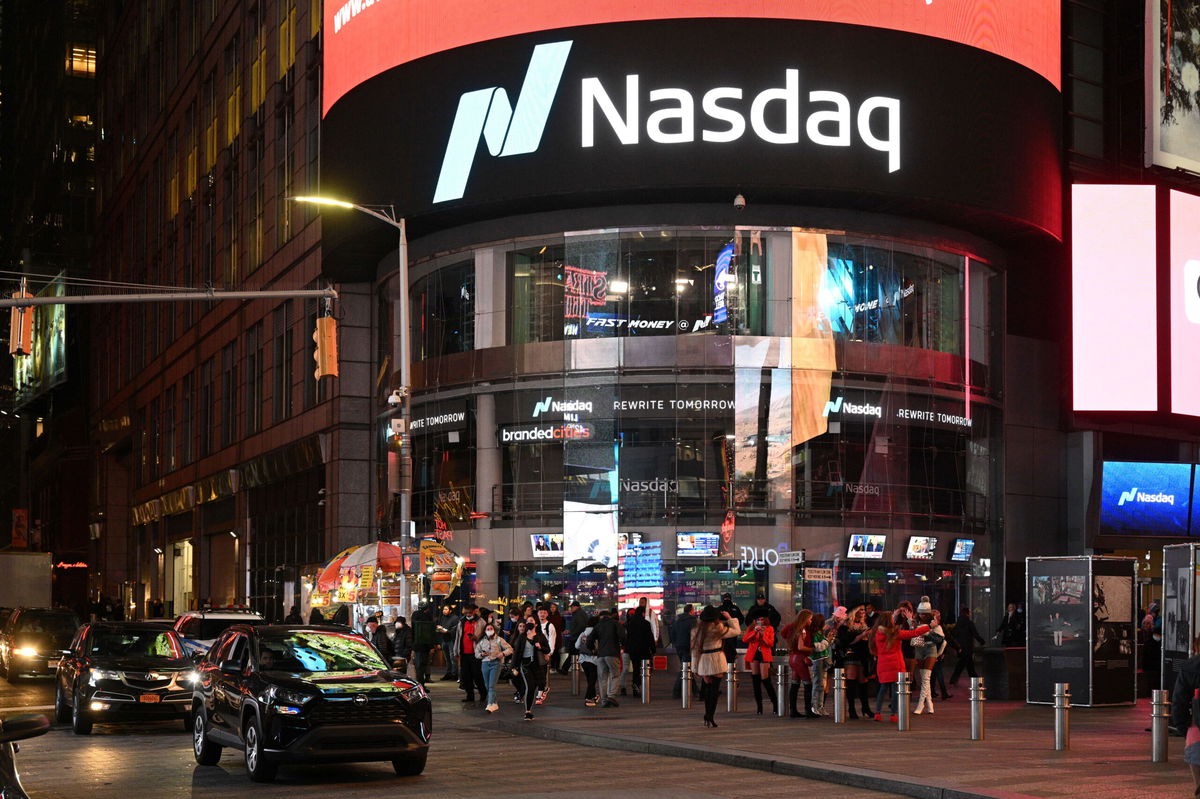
[191,624,432,782]
[54,622,195,735]
[173,608,265,657]
[0,609,79,679]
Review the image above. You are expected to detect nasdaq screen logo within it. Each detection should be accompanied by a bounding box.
[1098,461,1192,536]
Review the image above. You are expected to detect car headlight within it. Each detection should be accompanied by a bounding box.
[89,669,121,685]
[12,647,38,658]
[179,670,201,685]
[399,683,428,703]
[267,687,312,709]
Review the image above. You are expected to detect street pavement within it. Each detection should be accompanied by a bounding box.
[0,675,888,798]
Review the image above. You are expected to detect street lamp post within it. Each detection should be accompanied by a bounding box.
[291,196,413,618]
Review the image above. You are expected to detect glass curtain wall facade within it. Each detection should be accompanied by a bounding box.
[390,224,1002,618]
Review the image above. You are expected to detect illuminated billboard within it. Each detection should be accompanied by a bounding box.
[1172,190,1200,416]
[1098,461,1193,537]
[1148,2,1200,174]
[324,1,1060,114]
[1071,185,1158,412]
[13,276,67,404]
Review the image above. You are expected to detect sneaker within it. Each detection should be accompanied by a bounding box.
[524,711,534,721]
[888,715,898,723]
[535,690,545,705]
[486,703,498,713]
[600,699,618,708]
[584,699,598,707]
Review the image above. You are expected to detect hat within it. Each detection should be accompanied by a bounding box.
[917,596,932,614]
[756,594,767,600]
[699,606,721,623]
[721,592,732,601]
[831,606,848,621]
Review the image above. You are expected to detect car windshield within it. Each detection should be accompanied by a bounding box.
[256,631,387,674]
[197,617,264,640]
[91,629,182,659]
[16,614,78,636]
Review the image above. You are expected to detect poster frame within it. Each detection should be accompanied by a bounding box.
[1162,543,1199,691]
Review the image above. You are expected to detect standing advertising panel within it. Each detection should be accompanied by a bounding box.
[1163,543,1200,691]
[1026,556,1136,706]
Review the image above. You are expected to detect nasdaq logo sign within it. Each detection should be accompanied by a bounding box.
[433,41,573,203]
[822,396,883,419]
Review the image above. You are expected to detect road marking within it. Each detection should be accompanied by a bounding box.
[0,706,52,712]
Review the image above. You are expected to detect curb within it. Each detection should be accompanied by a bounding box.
[491,718,1040,799]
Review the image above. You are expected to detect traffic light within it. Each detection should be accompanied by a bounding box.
[8,293,32,357]
[313,315,338,380]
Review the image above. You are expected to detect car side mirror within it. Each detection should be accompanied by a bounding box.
[189,652,205,664]
[219,662,242,675]
[0,715,49,745]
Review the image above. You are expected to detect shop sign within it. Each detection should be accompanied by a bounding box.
[409,400,468,433]
[335,586,358,603]
[499,421,594,443]
[10,509,27,550]
[776,549,805,566]
[54,561,88,569]
[805,567,834,582]
[358,565,376,592]
[732,542,795,571]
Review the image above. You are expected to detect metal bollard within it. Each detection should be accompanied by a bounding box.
[1053,683,1070,751]
[776,663,789,718]
[969,677,986,741]
[897,672,911,731]
[571,655,581,696]
[681,662,693,710]
[641,660,652,704]
[726,662,739,713]
[1152,689,1170,763]
[832,668,846,724]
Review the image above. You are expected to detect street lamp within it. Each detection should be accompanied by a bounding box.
[290,195,414,617]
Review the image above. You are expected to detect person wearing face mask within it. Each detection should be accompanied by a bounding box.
[535,605,558,704]
[456,604,487,705]
[513,620,550,721]
[474,620,513,713]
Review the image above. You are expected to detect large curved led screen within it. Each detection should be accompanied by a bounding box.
[1098,461,1193,537]
[324,0,1060,114]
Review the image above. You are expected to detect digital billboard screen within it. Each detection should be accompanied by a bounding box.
[1171,190,1200,416]
[950,539,976,562]
[1098,461,1193,536]
[905,536,938,560]
[530,534,565,558]
[676,532,720,558]
[847,534,887,559]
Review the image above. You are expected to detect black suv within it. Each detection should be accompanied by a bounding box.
[0,608,79,680]
[191,624,432,783]
[54,622,195,734]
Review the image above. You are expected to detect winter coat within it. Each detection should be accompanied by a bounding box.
[411,607,438,650]
[626,614,657,659]
[671,612,697,659]
[391,623,413,659]
[874,625,930,684]
[742,622,776,664]
[590,615,626,658]
[745,602,781,630]
[474,633,513,662]
[692,619,742,677]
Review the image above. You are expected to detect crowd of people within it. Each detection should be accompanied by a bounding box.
[378,592,993,726]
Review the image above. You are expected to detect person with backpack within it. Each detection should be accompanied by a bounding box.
[590,608,626,708]
[410,604,437,685]
[575,616,601,706]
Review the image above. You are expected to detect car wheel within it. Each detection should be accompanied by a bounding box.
[70,690,93,735]
[392,749,428,776]
[243,716,277,782]
[192,707,221,766]
[53,681,70,723]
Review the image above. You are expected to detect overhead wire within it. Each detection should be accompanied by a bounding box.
[0,269,200,293]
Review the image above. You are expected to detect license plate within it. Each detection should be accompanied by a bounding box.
[139,694,161,704]
[46,662,57,670]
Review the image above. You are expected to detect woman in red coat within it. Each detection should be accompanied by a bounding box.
[780,609,815,718]
[742,615,777,714]
[871,608,929,722]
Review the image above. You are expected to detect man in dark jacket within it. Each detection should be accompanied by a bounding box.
[995,602,1025,647]
[436,604,460,680]
[625,608,656,697]
[456,604,487,704]
[366,619,392,660]
[410,604,437,684]
[671,604,698,699]
[591,609,627,707]
[391,616,414,664]
[949,606,986,685]
[564,601,588,671]
[744,594,781,629]
[1170,653,1200,790]
[719,593,744,661]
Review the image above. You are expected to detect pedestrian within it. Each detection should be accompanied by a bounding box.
[284,605,303,624]
[1143,601,1162,687]
[436,604,460,681]
[637,596,663,648]
[548,602,568,674]
[591,608,627,707]
[692,606,741,727]
[745,593,782,629]
[366,618,393,661]
[872,607,929,722]
[308,606,324,625]
[535,605,558,704]
[392,615,414,669]
[837,605,875,719]
[741,613,777,715]
[949,606,985,685]
[781,609,815,718]
[456,604,487,704]
[671,604,699,700]
[512,619,550,721]
[575,617,601,706]
[562,600,586,675]
[896,600,917,676]
[410,603,436,684]
[929,609,952,700]
[474,620,513,713]
[995,602,1024,646]
[626,607,656,698]
[718,592,744,664]
[912,598,946,715]
[809,612,831,716]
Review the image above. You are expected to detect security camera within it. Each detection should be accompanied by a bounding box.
[733,193,746,211]
[387,389,404,406]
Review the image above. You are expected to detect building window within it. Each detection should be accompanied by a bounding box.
[246,322,264,434]
[65,45,96,76]
[164,385,177,473]
[220,342,238,448]
[412,259,475,360]
[199,358,215,457]
[273,303,294,423]
[181,373,195,466]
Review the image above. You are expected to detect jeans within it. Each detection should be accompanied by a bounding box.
[441,641,457,676]
[876,682,897,716]
[811,657,830,711]
[598,656,621,701]
[481,658,501,706]
[460,653,485,699]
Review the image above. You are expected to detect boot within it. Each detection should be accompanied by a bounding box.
[860,683,875,719]
[846,681,859,719]
[913,670,927,715]
[789,682,802,717]
[922,670,935,714]
[704,680,720,726]
[764,677,778,714]
[804,681,819,718]
[751,674,764,714]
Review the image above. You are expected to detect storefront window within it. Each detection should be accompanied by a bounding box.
[500,563,618,610]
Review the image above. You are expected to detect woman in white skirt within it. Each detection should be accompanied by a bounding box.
[692,606,742,728]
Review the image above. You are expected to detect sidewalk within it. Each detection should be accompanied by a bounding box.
[434,675,1192,799]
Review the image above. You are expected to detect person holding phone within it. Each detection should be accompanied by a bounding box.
[743,614,778,715]
[692,606,742,728]
[474,620,513,713]
[513,621,550,721]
